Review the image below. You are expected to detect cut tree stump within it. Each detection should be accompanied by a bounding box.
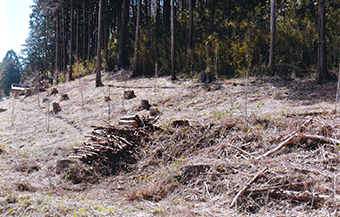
[61,94,69,101]
[123,90,136,99]
[52,102,61,113]
[50,88,59,95]
[149,107,160,117]
[141,100,151,110]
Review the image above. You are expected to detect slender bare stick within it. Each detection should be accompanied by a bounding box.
[230,167,267,208]
[256,117,313,160]
[256,133,297,160]
[245,70,249,123]
[335,64,340,114]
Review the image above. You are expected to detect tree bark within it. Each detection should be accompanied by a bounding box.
[118,0,128,70]
[96,0,104,87]
[132,0,141,77]
[69,0,74,81]
[268,0,276,72]
[171,0,176,80]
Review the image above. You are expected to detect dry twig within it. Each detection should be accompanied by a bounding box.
[230,167,267,208]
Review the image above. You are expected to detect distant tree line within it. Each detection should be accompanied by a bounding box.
[0,50,21,98]
[14,0,340,87]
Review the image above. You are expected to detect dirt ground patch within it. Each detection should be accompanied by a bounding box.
[0,72,340,216]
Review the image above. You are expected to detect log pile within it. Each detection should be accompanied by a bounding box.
[67,123,152,175]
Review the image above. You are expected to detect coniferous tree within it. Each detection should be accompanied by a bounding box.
[0,50,21,96]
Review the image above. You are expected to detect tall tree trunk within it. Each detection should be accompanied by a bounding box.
[171,0,176,80]
[96,0,104,87]
[186,0,193,71]
[87,2,92,60]
[268,0,275,72]
[76,2,80,62]
[83,0,86,61]
[164,0,170,29]
[44,16,48,79]
[69,0,74,81]
[62,5,67,81]
[103,0,108,58]
[118,0,128,69]
[55,11,60,84]
[318,0,332,83]
[132,0,141,77]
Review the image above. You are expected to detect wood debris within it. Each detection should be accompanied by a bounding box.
[66,120,154,175]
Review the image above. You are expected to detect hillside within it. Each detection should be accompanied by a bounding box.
[0,71,340,216]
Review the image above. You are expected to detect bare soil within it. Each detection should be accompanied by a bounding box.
[0,71,340,216]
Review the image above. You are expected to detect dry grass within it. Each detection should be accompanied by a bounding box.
[0,71,340,216]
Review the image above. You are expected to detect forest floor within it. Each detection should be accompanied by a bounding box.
[0,71,340,216]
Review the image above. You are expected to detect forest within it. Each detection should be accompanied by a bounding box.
[0,0,340,95]
[1,0,340,95]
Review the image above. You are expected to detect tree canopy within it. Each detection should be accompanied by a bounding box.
[14,0,340,85]
[0,50,21,97]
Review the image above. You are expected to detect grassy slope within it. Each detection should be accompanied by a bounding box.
[0,71,339,216]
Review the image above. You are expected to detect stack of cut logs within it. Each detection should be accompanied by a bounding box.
[67,124,150,173]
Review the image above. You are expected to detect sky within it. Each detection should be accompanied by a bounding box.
[0,0,34,61]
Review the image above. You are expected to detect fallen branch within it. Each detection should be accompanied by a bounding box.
[244,182,311,193]
[278,190,329,204]
[299,134,340,146]
[256,133,340,160]
[286,111,326,118]
[230,167,267,208]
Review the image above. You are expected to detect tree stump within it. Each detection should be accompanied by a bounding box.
[141,100,151,110]
[123,90,136,99]
[52,102,61,113]
[50,88,59,95]
[149,107,160,116]
[61,94,69,101]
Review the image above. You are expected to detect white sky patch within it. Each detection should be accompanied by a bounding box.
[0,0,33,60]
[0,0,9,61]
